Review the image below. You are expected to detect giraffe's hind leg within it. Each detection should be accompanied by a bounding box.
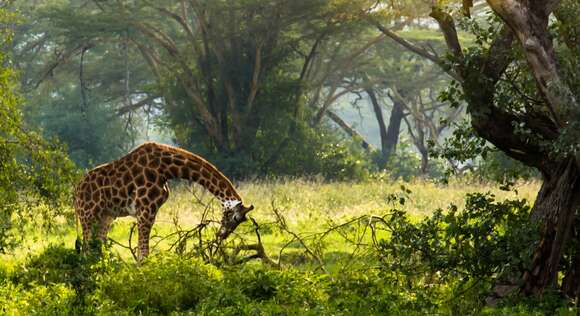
[79,210,112,254]
[97,215,114,243]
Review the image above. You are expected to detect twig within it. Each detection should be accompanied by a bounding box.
[271,202,328,273]
[108,223,138,262]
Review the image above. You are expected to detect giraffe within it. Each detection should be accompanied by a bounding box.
[74,141,253,260]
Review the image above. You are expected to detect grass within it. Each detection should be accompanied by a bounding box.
[4,178,562,315]
[2,178,540,269]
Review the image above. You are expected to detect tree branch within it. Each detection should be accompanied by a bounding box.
[430,6,463,59]
[33,44,84,89]
[326,110,376,152]
[486,0,576,128]
[375,22,461,81]
[115,95,159,116]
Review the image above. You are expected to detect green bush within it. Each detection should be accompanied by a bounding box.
[12,243,130,312]
[377,192,539,306]
[94,254,222,314]
[14,244,89,286]
[2,239,575,315]
[230,121,373,181]
[326,270,422,315]
[1,191,576,315]
[0,281,76,315]
[480,290,579,315]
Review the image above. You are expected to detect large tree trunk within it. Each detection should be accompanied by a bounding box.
[562,230,580,299]
[523,158,580,294]
[562,236,580,298]
[523,158,580,295]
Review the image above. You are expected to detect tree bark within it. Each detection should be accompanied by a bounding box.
[366,87,402,166]
[486,0,577,127]
[384,98,404,162]
[523,158,580,295]
[562,237,580,298]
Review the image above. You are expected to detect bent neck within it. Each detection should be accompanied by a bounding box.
[154,145,243,204]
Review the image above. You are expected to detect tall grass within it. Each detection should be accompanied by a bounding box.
[161,177,539,225]
[1,178,539,267]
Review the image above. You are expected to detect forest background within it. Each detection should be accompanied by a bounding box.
[0,0,578,314]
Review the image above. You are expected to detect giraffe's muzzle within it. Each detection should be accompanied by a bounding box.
[217,204,254,240]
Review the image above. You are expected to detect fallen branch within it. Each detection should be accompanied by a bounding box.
[231,217,277,267]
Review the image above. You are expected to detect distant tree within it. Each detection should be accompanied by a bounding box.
[393,85,462,174]
[14,0,379,178]
[112,0,376,157]
[13,1,158,167]
[313,25,461,172]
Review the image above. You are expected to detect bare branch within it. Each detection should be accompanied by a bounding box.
[375,22,462,81]
[115,95,159,116]
[326,110,376,152]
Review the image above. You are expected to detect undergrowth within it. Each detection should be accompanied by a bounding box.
[1,179,577,315]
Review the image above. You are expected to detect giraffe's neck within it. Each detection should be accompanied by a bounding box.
[150,143,242,206]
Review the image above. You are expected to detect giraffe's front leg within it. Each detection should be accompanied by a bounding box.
[137,211,155,261]
[135,185,167,261]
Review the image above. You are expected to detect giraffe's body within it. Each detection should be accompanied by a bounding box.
[74,142,253,259]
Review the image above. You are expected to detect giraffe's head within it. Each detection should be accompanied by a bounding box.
[217,200,254,240]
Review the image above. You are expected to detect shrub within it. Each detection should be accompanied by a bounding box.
[197,265,330,315]
[327,270,420,315]
[94,254,222,314]
[0,282,76,315]
[14,244,89,286]
[13,243,125,311]
[376,192,539,305]
[250,122,372,181]
[474,150,539,185]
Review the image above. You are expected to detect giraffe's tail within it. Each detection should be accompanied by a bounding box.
[75,213,81,252]
[73,195,82,254]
